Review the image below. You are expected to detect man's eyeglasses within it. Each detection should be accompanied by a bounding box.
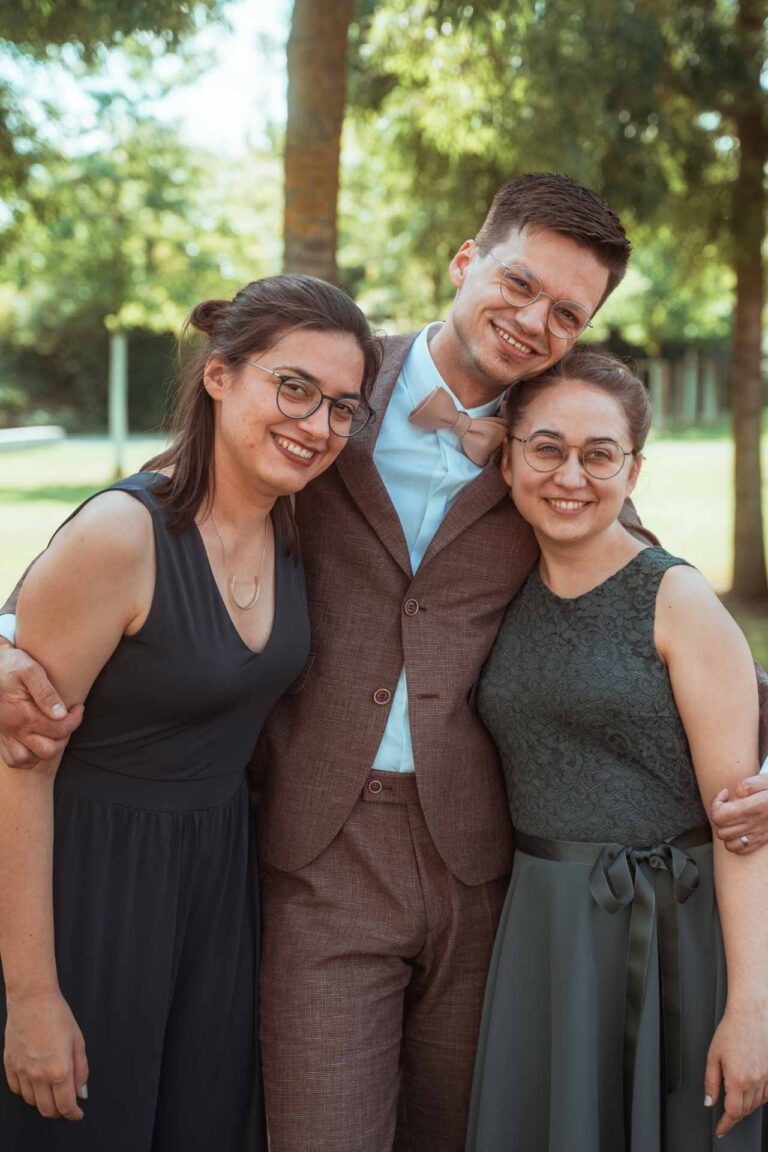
[241,360,375,438]
[478,246,594,340]
[510,433,636,480]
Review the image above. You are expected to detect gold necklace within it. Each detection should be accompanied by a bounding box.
[210,510,270,611]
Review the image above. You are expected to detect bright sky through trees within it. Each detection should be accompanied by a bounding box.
[0,0,291,157]
[160,0,290,153]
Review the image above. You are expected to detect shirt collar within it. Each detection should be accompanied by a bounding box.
[402,323,504,419]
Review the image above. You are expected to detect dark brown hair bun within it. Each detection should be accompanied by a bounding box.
[188,298,230,336]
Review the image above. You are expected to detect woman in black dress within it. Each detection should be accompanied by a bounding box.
[468,348,768,1150]
[0,275,381,1150]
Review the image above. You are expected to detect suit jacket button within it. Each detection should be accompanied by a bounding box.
[373,688,391,705]
[403,599,419,616]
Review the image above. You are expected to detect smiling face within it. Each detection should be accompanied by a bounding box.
[205,327,366,500]
[502,379,641,550]
[430,227,610,407]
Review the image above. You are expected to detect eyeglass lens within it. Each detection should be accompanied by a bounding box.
[499,265,590,339]
[276,377,369,437]
[523,433,627,479]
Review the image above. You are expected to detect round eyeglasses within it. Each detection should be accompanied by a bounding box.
[241,359,375,438]
[478,247,594,340]
[510,433,636,480]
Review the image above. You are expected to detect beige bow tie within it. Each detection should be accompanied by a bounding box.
[408,387,507,466]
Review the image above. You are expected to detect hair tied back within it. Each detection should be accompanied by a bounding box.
[188,298,230,337]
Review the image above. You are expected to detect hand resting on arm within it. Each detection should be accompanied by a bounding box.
[0,568,83,768]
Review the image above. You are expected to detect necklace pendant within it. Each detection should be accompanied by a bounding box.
[229,575,261,611]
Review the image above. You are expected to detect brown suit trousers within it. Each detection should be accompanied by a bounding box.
[260,772,508,1151]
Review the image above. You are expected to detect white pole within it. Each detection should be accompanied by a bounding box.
[647,359,667,431]
[109,329,128,479]
[681,348,698,427]
[701,357,719,424]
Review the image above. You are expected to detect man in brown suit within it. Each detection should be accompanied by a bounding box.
[3,173,768,1151]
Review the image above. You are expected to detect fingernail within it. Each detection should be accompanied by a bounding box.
[51,704,66,718]
[79,1084,88,1099]
[704,1095,713,1107]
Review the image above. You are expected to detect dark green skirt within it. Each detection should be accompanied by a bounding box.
[467,832,766,1152]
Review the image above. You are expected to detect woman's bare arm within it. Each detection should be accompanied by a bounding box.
[656,565,768,1137]
[0,491,154,1121]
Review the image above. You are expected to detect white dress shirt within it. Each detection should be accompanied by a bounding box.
[371,323,501,774]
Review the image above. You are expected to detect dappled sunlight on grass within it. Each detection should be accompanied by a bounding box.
[632,436,738,592]
[0,437,165,600]
[1,485,103,504]
[612,434,768,665]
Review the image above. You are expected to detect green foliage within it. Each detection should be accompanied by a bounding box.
[0,0,286,430]
[341,0,752,343]
[0,82,282,430]
[0,0,227,229]
[0,382,26,426]
[0,2,225,58]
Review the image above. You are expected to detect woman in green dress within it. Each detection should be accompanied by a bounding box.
[467,348,768,1151]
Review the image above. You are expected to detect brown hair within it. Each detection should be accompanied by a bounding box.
[475,172,631,306]
[144,274,382,554]
[504,347,652,451]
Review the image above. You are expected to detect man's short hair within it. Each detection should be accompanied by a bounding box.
[475,172,631,305]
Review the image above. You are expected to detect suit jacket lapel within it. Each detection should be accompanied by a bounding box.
[336,330,509,575]
[335,333,417,576]
[418,456,509,571]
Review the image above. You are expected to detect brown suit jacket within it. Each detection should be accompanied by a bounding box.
[254,333,657,883]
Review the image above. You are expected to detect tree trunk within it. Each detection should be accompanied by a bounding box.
[730,0,768,599]
[283,0,354,283]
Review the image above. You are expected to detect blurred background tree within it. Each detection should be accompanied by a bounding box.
[283,0,354,281]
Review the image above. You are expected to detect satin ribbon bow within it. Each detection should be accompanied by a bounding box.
[408,386,507,466]
[588,840,701,1138]
[513,824,710,1150]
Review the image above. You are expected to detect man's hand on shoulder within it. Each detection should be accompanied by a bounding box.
[0,645,83,768]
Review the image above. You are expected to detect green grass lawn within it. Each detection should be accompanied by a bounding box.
[632,435,768,666]
[0,437,165,600]
[2,432,768,663]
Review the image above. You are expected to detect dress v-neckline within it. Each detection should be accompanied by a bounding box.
[191,518,280,657]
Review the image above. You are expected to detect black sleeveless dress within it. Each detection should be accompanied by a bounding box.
[0,472,310,1151]
[467,548,766,1152]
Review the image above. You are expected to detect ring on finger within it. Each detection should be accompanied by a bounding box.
[740,834,750,847]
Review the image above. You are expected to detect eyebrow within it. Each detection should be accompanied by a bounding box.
[271,365,362,400]
[532,429,620,443]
